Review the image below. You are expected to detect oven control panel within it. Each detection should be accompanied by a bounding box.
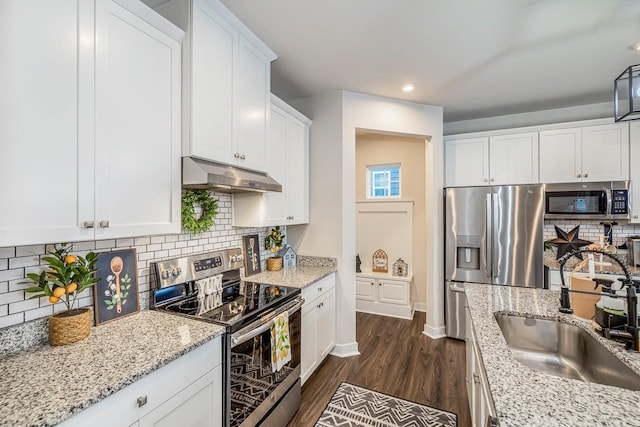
[194,256,223,272]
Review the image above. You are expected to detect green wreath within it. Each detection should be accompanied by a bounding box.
[181,190,218,234]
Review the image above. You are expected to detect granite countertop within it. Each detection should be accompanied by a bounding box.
[465,283,640,427]
[0,310,225,427]
[243,255,336,289]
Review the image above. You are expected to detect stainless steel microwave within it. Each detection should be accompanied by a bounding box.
[544,181,631,220]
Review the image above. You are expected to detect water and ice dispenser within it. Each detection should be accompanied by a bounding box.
[455,235,482,271]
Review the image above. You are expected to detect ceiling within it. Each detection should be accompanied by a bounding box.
[219,0,640,122]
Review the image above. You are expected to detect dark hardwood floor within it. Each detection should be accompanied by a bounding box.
[287,311,471,427]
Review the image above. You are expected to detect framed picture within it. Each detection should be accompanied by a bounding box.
[93,248,140,325]
[242,234,262,276]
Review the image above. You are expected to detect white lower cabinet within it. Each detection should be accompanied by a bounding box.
[355,273,413,319]
[465,306,497,427]
[301,273,336,385]
[61,337,222,427]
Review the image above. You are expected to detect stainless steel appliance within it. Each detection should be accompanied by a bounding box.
[544,181,630,220]
[628,237,640,267]
[445,185,545,339]
[152,249,303,427]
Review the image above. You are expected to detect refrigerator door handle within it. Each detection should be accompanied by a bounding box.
[493,193,499,279]
[486,193,492,279]
[450,282,465,293]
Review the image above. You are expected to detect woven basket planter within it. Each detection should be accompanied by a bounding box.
[266,257,283,271]
[49,308,92,346]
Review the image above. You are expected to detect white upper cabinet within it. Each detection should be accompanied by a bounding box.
[630,122,640,223]
[445,137,489,187]
[94,0,183,239]
[155,0,276,172]
[0,0,183,247]
[445,132,538,187]
[232,96,311,227]
[488,132,539,185]
[539,123,629,183]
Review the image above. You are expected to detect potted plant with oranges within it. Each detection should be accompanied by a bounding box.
[24,243,99,345]
[264,226,285,271]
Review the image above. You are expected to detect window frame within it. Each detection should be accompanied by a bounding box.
[366,163,401,199]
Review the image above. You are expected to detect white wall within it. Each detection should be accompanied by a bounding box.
[444,101,612,135]
[290,90,445,351]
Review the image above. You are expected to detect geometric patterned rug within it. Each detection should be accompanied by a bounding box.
[315,383,458,427]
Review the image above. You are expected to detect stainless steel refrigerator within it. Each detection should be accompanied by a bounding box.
[445,185,544,339]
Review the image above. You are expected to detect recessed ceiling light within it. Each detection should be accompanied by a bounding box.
[628,41,640,51]
[402,83,416,92]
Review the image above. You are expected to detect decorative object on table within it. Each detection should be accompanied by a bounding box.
[316,383,457,427]
[356,254,362,273]
[372,249,388,273]
[280,245,297,269]
[392,258,408,277]
[264,226,285,271]
[94,249,140,325]
[181,189,218,234]
[243,233,262,276]
[614,63,640,122]
[547,225,592,260]
[23,243,99,346]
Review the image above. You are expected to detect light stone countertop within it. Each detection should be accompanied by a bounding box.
[0,310,225,427]
[465,283,640,427]
[244,265,336,289]
[243,255,337,289]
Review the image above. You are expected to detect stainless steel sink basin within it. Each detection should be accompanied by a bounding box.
[495,314,640,390]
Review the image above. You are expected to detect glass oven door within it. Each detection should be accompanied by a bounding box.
[229,299,302,427]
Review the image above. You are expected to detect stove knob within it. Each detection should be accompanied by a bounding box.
[172,268,180,277]
[161,270,170,279]
[236,254,244,262]
[230,255,238,263]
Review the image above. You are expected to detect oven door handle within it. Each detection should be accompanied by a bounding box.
[231,298,304,347]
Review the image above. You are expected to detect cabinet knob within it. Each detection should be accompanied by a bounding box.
[240,154,246,160]
[634,215,639,219]
[83,221,94,229]
[371,282,374,286]
[576,174,582,178]
[99,220,110,228]
[137,395,148,407]
[234,153,240,159]
[473,373,480,384]
[583,173,589,178]
[483,178,488,182]
[318,287,323,292]
[490,178,494,182]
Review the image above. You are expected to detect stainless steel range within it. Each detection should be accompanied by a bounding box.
[151,248,303,427]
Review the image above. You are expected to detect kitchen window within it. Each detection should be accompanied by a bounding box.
[367,164,401,199]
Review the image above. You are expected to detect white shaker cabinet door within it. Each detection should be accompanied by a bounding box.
[316,286,336,361]
[264,106,288,224]
[489,132,539,185]
[581,123,629,182]
[539,128,582,183]
[445,137,489,187]
[236,36,269,172]
[300,299,319,385]
[94,0,182,239]
[285,118,309,224]
[0,0,94,247]
[190,0,236,164]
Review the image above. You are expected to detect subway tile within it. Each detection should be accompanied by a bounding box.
[165,235,179,243]
[147,244,161,252]
[95,240,116,249]
[117,238,134,247]
[8,280,28,292]
[0,269,24,282]
[0,248,15,258]
[0,259,7,270]
[24,305,53,322]
[9,256,40,269]
[9,298,40,314]
[0,305,7,317]
[150,236,165,244]
[168,249,182,257]
[161,242,175,250]
[72,241,96,251]
[15,245,45,257]
[135,237,151,246]
[154,250,168,259]
[0,282,7,293]
[0,313,24,328]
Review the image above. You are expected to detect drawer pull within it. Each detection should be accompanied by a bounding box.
[473,373,480,384]
[99,220,110,228]
[137,395,148,407]
[83,221,94,229]
[318,287,322,292]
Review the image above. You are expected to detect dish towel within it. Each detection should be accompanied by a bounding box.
[270,311,291,372]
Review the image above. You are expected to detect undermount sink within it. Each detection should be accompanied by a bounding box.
[495,314,640,391]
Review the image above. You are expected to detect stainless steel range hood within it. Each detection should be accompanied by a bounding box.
[182,157,282,193]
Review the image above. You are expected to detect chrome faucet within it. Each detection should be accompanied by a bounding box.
[558,247,640,352]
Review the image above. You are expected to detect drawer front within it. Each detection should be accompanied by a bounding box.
[61,337,222,426]
[302,273,336,306]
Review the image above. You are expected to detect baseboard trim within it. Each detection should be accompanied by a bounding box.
[423,324,446,340]
[413,302,426,312]
[329,342,360,358]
